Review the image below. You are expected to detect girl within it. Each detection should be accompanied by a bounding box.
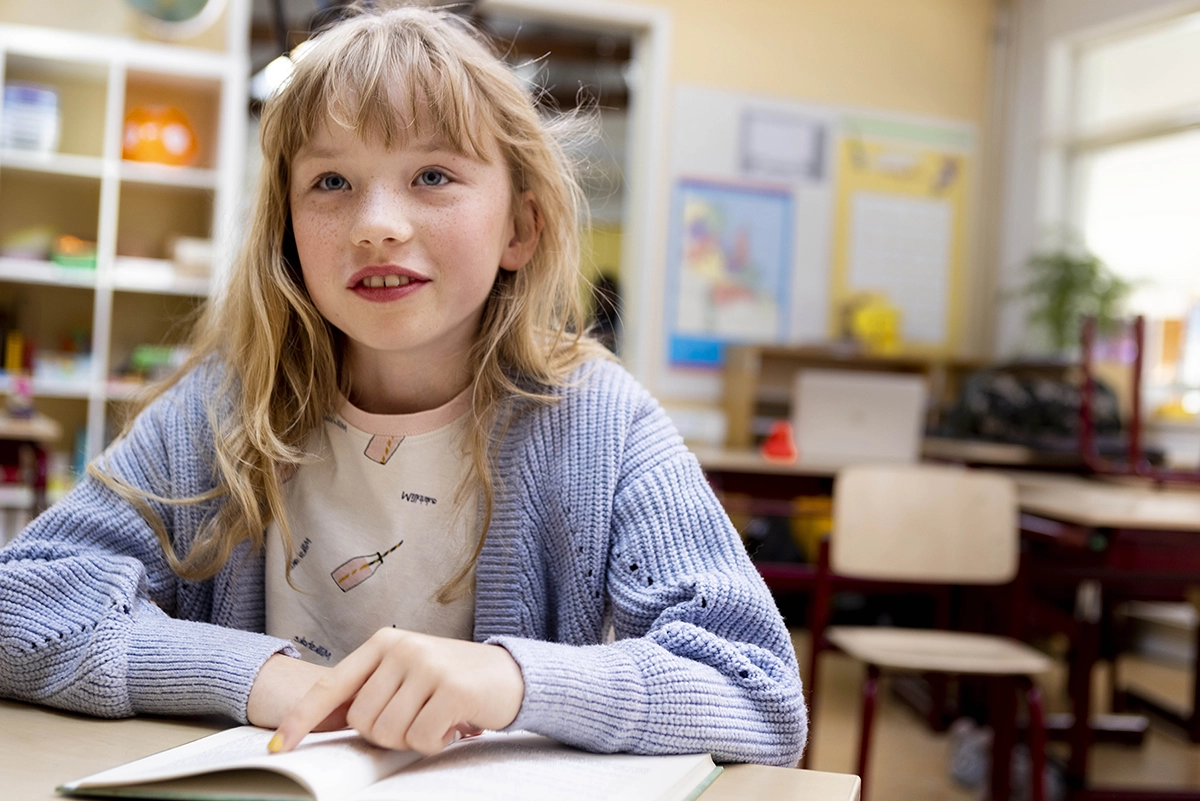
[0,5,806,766]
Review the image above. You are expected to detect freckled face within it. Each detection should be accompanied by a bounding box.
[289,123,522,372]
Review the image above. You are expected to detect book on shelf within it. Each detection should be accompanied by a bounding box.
[58,725,723,801]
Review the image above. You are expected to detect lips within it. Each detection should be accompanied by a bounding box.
[346,265,429,289]
[347,265,429,302]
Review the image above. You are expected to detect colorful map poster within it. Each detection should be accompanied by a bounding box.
[667,179,794,366]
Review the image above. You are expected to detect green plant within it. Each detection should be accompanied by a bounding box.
[1019,248,1133,353]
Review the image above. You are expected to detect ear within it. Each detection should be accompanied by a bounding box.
[499,191,542,272]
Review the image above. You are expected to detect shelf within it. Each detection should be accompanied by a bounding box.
[0,257,96,288]
[0,151,220,189]
[0,24,231,79]
[0,484,34,509]
[0,411,62,443]
[0,149,104,179]
[119,161,218,190]
[0,168,102,248]
[106,378,147,401]
[0,4,249,465]
[0,373,91,399]
[112,258,210,296]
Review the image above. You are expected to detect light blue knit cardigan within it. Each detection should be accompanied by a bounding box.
[0,358,806,765]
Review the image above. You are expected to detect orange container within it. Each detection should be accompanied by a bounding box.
[123,105,198,166]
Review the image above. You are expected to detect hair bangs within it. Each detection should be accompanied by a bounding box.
[283,12,498,161]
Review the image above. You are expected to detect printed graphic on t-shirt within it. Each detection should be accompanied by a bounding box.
[331,539,404,591]
[290,536,312,569]
[363,434,403,465]
[293,634,333,662]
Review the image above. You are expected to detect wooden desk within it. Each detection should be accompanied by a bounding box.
[694,452,1200,799]
[1015,475,1200,800]
[1007,471,1200,530]
[696,438,1083,476]
[692,445,847,478]
[0,699,861,801]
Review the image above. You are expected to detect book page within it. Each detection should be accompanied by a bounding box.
[61,727,423,801]
[354,733,716,801]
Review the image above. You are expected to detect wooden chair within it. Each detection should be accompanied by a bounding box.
[808,464,1052,801]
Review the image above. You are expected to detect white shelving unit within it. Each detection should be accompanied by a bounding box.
[0,1,249,462]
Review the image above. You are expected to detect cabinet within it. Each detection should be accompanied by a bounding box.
[0,1,250,466]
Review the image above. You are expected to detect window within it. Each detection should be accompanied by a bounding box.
[1061,10,1200,403]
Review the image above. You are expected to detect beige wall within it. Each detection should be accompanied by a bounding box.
[614,0,1000,382]
[637,0,994,124]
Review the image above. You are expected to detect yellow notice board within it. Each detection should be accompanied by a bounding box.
[829,117,974,352]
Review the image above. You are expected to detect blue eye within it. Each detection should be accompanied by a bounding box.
[316,173,349,191]
[416,169,449,187]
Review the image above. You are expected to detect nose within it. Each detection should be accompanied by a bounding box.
[351,185,414,247]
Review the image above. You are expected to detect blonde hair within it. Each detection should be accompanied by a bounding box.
[92,4,611,594]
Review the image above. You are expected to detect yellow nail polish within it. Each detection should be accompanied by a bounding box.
[268,734,284,753]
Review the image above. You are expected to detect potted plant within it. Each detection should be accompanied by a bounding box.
[1019,247,1133,355]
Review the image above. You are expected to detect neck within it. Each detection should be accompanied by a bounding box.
[344,342,473,415]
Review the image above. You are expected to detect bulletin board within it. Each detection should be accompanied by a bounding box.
[663,85,976,394]
[828,116,974,352]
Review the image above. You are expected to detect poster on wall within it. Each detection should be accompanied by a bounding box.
[739,107,827,183]
[666,178,794,367]
[829,117,974,350]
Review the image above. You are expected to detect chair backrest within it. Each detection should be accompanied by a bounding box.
[831,464,1018,584]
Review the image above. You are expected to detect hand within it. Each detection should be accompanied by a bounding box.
[247,654,347,731]
[268,628,525,755]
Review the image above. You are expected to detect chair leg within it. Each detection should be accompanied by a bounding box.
[857,664,881,801]
[990,676,1015,801]
[1025,679,1047,801]
[803,536,833,769]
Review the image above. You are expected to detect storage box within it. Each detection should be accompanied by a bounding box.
[2,82,60,153]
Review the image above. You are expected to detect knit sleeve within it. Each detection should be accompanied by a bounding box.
[492,389,807,766]
[0,367,296,721]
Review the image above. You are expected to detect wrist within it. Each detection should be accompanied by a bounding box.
[248,653,325,728]
[490,643,526,730]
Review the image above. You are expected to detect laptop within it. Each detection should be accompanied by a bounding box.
[792,369,928,464]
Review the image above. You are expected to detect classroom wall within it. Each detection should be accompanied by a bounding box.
[994,0,1200,356]
[640,0,993,124]
[590,0,999,400]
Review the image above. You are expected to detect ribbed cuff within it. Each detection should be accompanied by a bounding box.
[486,636,648,753]
[126,604,299,723]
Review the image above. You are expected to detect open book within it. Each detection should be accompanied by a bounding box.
[57,726,722,801]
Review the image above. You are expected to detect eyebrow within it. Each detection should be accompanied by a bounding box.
[295,137,468,162]
[295,145,338,161]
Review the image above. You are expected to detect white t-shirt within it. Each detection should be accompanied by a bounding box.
[265,387,478,665]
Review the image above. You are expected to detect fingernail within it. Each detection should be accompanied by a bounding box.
[268,733,284,753]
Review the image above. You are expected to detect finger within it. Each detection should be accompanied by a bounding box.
[313,699,353,732]
[343,657,406,741]
[365,673,436,750]
[270,643,387,752]
[455,723,484,738]
[405,689,466,755]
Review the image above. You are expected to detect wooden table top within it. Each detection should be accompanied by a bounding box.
[0,699,860,801]
[693,437,1069,478]
[693,445,1200,532]
[691,446,851,477]
[1007,472,1200,531]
